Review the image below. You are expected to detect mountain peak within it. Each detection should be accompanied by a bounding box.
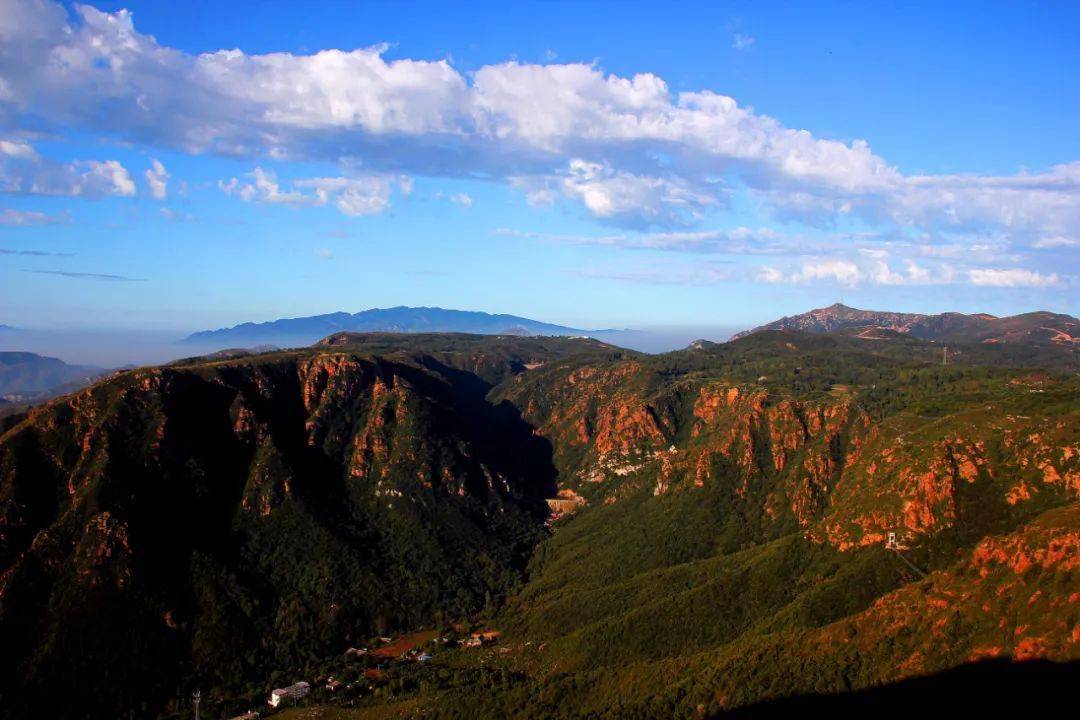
[734,305,1079,345]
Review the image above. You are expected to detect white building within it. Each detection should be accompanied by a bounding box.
[268,681,310,708]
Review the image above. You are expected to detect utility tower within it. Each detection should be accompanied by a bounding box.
[942,346,948,366]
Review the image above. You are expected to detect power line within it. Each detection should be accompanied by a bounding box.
[894,549,927,578]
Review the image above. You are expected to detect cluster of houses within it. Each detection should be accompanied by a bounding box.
[460,630,501,648]
[250,629,502,715]
[345,630,500,659]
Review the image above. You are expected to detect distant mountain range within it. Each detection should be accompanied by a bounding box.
[0,351,104,400]
[733,303,1080,345]
[184,304,1079,356]
[182,306,601,346]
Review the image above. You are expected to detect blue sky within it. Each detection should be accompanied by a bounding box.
[1,0,1077,335]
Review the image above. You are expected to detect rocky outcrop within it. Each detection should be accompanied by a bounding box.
[810,504,1080,675]
[817,410,1080,550]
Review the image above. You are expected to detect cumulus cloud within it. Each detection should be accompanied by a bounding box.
[219,168,313,206]
[0,139,136,197]
[0,0,1076,250]
[510,159,723,227]
[967,268,1059,287]
[219,167,406,216]
[782,260,864,286]
[754,256,1065,288]
[757,258,961,287]
[298,176,401,216]
[557,159,719,226]
[145,158,169,199]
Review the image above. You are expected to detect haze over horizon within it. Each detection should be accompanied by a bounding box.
[0,0,1076,339]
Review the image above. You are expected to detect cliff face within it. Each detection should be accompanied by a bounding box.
[817,408,1079,550]
[500,357,1079,552]
[0,351,553,718]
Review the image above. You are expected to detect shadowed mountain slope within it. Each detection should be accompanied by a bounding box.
[0,337,621,718]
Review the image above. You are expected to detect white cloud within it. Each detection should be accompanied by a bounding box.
[502,224,1071,291]
[0,0,1076,246]
[219,168,315,206]
[790,259,864,286]
[0,207,69,225]
[160,207,193,222]
[757,258,959,287]
[517,159,720,227]
[757,265,784,284]
[145,158,169,199]
[0,139,135,197]
[1032,235,1079,249]
[755,257,1064,289]
[732,34,755,50]
[0,139,37,160]
[435,191,473,207]
[302,176,398,216]
[967,268,1059,287]
[497,226,786,253]
[219,167,406,216]
[80,160,136,196]
[573,263,730,286]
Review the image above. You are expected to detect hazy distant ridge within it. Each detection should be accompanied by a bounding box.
[182,306,598,346]
[0,351,103,398]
